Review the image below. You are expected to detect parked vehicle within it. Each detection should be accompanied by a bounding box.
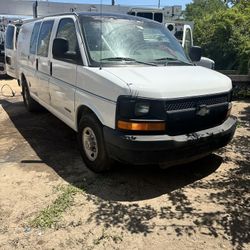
[128,9,215,69]
[0,27,7,77]
[7,13,236,172]
[165,22,215,69]
[5,22,22,79]
[0,43,6,77]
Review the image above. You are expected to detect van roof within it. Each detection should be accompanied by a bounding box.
[78,12,156,22]
[23,12,156,24]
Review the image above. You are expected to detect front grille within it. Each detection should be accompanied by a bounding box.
[165,93,230,135]
[165,94,228,111]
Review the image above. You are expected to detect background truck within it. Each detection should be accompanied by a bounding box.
[0,24,6,77]
[128,7,215,69]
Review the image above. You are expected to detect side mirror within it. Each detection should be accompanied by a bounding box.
[189,46,202,62]
[52,38,69,58]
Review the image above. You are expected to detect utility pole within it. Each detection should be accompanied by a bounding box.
[33,0,38,18]
[112,0,115,5]
[158,0,160,8]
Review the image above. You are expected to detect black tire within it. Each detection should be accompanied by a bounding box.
[22,82,41,112]
[78,114,112,173]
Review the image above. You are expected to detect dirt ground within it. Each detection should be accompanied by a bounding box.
[0,79,249,250]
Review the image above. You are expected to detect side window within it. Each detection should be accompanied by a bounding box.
[137,12,153,20]
[184,28,192,55]
[30,22,41,54]
[154,13,163,23]
[54,18,82,64]
[174,31,183,43]
[5,25,15,49]
[37,20,54,57]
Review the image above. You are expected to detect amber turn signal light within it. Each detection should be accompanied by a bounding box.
[117,120,166,131]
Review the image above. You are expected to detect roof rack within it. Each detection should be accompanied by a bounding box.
[22,12,79,24]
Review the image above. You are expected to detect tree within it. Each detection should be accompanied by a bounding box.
[185,0,226,21]
[186,0,250,73]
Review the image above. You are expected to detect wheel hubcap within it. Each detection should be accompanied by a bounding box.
[82,127,98,161]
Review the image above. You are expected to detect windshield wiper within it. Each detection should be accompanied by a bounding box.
[100,57,157,66]
[153,57,192,66]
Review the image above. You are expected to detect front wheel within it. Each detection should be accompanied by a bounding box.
[78,114,112,173]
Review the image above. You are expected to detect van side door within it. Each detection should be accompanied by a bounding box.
[49,17,82,125]
[36,20,54,104]
[27,21,41,96]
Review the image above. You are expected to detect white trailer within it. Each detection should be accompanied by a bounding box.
[128,8,214,69]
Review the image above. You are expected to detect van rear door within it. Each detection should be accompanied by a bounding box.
[5,24,18,78]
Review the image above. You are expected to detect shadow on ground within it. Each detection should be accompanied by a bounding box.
[1,98,249,249]
[0,98,222,202]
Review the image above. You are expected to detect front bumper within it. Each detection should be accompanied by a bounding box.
[103,116,237,166]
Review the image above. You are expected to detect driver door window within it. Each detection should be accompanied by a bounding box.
[54,18,82,64]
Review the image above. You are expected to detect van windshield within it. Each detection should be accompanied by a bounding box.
[80,15,191,67]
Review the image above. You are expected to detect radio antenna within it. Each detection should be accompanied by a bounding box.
[99,0,103,70]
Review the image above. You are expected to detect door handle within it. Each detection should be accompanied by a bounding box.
[49,61,52,76]
[35,58,38,70]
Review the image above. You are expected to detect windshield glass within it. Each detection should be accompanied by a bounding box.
[80,15,191,67]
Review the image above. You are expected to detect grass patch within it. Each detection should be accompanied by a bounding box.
[30,185,82,229]
[237,121,245,128]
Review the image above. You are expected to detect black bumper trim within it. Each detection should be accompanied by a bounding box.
[103,116,237,166]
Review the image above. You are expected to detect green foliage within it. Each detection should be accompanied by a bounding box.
[30,185,82,229]
[185,0,226,21]
[185,0,250,73]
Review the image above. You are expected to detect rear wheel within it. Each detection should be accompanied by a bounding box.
[22,81,41,112]
[78,114,112,173]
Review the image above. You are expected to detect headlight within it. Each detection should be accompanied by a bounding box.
[116,96,166,132]
[135,102,150,116]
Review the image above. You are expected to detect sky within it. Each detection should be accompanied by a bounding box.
[0,0,193,19]
[50,0,193,9]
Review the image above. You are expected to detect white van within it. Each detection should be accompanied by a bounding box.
[0,42,6,76]
[0,27,6,76]
[12,13,236,172]
[5,22,22,79]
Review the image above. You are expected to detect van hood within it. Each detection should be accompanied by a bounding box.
[103,66,232,99]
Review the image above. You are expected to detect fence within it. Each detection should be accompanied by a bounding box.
[219,70,250,99]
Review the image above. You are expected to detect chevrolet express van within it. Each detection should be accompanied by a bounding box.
[13,13,236,172]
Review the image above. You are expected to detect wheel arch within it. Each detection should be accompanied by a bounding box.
[76,104,104,132]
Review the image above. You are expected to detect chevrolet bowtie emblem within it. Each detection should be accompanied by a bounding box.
[196,105,210,116]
